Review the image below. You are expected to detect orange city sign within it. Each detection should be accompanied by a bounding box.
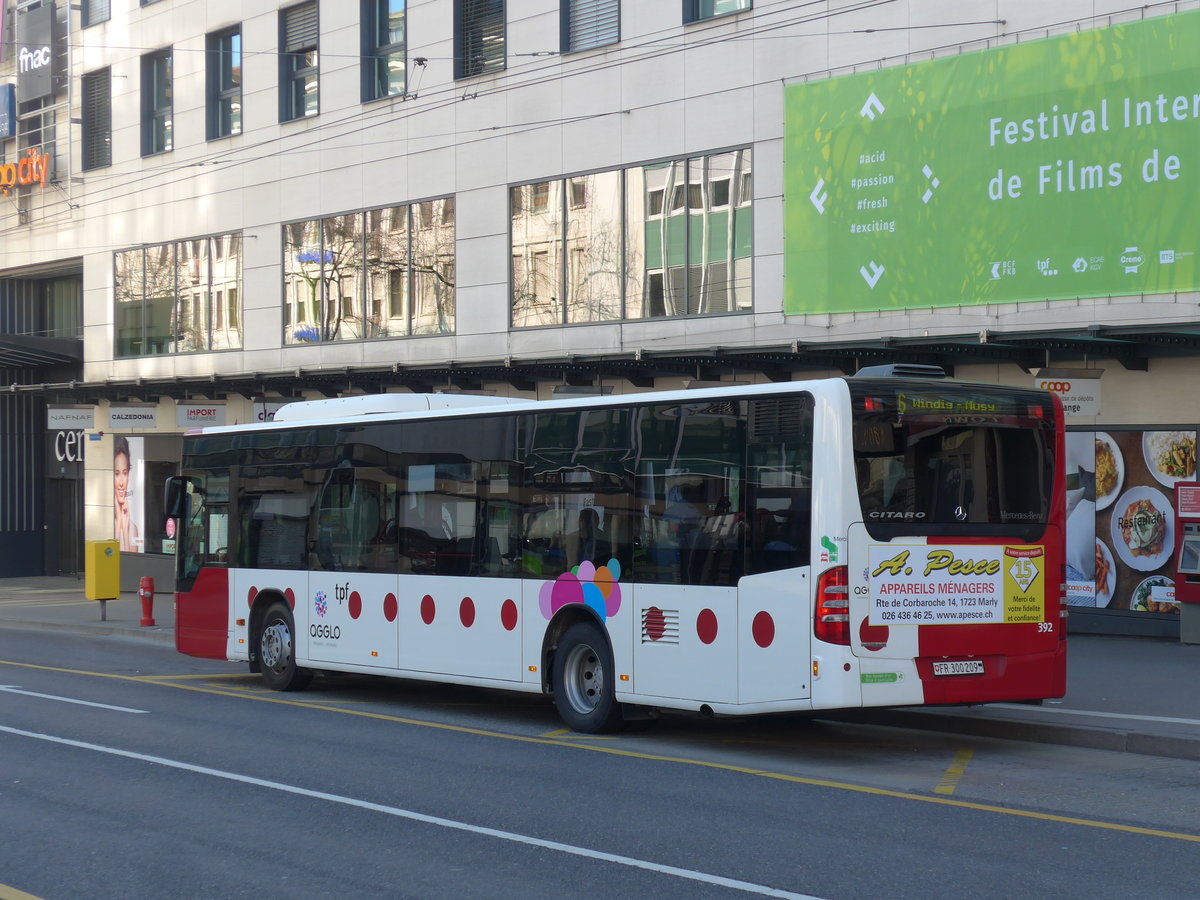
[0,147,51,196]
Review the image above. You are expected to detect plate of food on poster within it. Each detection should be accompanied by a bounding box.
[1141,430,1197,488]
[1094,539,1115,607]
[1109,485,1174,571]
[1093,432,1124,510]
[1129,575,1179,614]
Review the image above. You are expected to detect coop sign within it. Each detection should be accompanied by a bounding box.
[0,147,52,197]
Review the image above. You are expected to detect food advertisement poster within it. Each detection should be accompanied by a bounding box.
[1065,429,1194,613]
[784,11,1200,314]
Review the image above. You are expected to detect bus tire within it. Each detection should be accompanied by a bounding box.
[552,621,623,734]
[258,602,312,692]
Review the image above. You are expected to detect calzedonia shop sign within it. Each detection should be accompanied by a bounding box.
[109,405,158,428]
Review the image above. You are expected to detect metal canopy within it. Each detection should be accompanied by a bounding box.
[0,335,82,369]
[4,324,1197,405]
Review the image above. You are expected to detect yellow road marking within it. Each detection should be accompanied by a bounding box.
[542,728,619,741]
[934,747,975,795]
[3,656,1199,845]
[0,883,45,900]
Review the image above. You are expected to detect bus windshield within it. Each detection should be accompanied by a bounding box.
[849,381,1057,541]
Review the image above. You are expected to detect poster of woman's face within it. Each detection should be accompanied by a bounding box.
[114,436,145,552]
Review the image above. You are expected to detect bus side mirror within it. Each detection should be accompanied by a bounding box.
[164,476,202,517]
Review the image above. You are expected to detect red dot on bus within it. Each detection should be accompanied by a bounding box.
[384,593,398,622]
[284,588,296,610]
[247,586,258,608]
[752,611,775,648]
[349,591,362,620]
[859,618,889,652]
[460,597,476,628]
[645,606,666,642]
[501,598,518,631]
[420,595,436,625]
[696,608,718,645]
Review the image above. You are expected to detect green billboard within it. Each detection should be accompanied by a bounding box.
[784,12,1200,314]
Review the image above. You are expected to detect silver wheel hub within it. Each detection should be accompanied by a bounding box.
[261,622,291,669]
[562,643,604,714]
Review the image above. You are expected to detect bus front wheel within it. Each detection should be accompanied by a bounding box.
[258,602,312,692]
[552,621,623,733]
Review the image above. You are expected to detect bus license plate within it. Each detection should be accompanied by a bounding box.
[932,660,984,677]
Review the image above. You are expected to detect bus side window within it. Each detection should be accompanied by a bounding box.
[747,395,813,574]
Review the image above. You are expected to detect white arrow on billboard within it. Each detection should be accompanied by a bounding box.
[921,164,940,204]
[859,261,885,288]
[860,92,885,120]
[809,178,828,214]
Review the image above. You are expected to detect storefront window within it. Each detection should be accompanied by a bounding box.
[1065,429,1195,616]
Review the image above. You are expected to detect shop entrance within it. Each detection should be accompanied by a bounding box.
[43,477,82,576]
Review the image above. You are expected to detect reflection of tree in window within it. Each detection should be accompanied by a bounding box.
[365,206,409,338]
[566,170,622,323]
[411,198,455,334]
[511,182,562,327]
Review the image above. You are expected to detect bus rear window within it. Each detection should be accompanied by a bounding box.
[849,382,1056,540]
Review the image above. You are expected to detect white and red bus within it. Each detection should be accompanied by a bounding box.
[167,365,1066,732]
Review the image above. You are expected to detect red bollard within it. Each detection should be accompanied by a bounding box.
[138,576,156,627]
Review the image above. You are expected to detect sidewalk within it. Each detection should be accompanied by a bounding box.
[0,575,175,645]
[1,576,1197,760]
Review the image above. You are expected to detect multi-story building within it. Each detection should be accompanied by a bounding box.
[2,0,1198,636]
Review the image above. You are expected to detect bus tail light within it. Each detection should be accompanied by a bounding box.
[815,565,850,645]
[1059,576,1069,640]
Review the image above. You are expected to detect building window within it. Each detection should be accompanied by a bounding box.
[81,68,111,170]
[455,0,505,79]
[206,27,242,139]
[511,149,753,326]
[280,2,319,122]
[562,0,619,53]
[683,0,750,23]
[285,200,455,344]
[140,49,172,156]
[82,0,110,27]
[114,233,244,358]
[362,0,406,101]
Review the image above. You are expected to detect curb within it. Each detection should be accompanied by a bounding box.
[0,618,177,647]
[827,708,1200,762]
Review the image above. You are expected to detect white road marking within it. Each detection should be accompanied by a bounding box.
[0,724,823,900]
[0,685,149,714]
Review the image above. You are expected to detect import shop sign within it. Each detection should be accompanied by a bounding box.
[177,403,226,428]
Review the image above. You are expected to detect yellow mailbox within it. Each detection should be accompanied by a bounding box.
[85,540,120,620]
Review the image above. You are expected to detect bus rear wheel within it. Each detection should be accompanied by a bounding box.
[552,621,623,734]
[258,602,312,692]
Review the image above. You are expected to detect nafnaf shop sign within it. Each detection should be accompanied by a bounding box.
[177,403,226,428]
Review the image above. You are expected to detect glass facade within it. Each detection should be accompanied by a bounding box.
[114,234,243,357]
[284,200,455,344]
[511,149,752,325]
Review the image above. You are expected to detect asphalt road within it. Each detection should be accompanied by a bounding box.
[1,630,1198,900]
